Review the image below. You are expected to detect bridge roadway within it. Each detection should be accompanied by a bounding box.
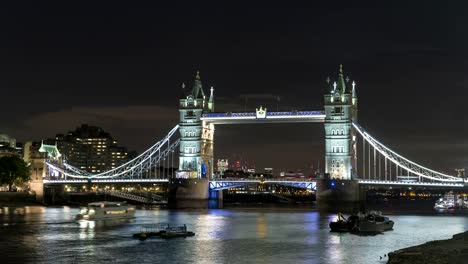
[43,178,466,189]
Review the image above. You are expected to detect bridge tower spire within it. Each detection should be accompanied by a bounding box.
[323,65,358,180]
[208,86,214,112]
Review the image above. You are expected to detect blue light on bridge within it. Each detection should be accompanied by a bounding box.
[201,164,207,178]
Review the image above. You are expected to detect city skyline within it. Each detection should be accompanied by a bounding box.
[0,2,467,173]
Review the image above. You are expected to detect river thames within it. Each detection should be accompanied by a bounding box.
[1,206,467,264]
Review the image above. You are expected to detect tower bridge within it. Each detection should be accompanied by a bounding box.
[37,66,467,207]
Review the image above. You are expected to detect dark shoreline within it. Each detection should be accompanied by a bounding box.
[388,230,468,263]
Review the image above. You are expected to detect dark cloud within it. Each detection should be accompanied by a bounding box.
[6,105,177,152]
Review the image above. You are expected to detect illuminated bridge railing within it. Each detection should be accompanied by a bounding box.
[202,111,325,118]
[358,180,465,188]
[201,111,325,123]
[44,179,169,184]
[209,179,317,191]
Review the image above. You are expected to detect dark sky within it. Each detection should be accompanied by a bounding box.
[0,2,467,174]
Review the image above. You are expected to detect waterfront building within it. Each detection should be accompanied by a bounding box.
[455,168,465,178]
[217,159,229,175]
[24,141,61,200]
[53,124,129,173]
[0,133,22,157]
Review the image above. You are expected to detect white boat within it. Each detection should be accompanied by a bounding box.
[434,194,458,210]
[76,201,136,220]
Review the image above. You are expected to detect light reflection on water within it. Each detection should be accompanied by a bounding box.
[0,206,466,264]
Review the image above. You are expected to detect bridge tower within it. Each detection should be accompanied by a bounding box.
[323,65,358,180]
[317,65,362,210]
[178,71,214,179]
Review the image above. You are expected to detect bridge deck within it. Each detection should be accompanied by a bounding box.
[44,178,465,188]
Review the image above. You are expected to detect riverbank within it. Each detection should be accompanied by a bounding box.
[388,230,468,263]
[0,192,39,207]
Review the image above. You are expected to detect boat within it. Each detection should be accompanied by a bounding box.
[76,201,136,220]
[329,213,353,232]
[351,212,394,234]
[133,223,195,240]
[433,193,468,210]
[329,211,394,234]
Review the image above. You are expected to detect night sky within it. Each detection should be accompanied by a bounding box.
[0,2,467,174]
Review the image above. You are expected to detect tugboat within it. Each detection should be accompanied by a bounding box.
[329,213,353,232]
[351,212,394,234]
[329,211,394,234]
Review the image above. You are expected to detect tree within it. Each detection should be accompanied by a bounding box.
[0,156,30,191]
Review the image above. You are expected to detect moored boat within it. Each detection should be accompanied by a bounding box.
[133,223,195,240]
[329,213,353,232]
[329,211,394,234]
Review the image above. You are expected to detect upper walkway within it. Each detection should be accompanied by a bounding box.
[201,111,325,124]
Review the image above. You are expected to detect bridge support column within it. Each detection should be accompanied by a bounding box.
[168,178,209,208]
[208,189,223,208]
[29,178,44,203]
[44,185,66,205]
[316,179,363,212]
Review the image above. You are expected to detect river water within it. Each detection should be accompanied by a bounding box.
[0,206,467,264]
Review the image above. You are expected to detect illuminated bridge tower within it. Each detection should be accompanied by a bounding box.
[319,65,361,209]
[324,65,357,179]
[178,71,214,179]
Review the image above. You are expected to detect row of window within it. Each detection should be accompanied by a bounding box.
[184,147,197,154]
[331,146,345,153]
[331,129,345,135]
[184,131,197,137]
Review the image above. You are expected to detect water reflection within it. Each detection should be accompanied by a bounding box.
[195,213,226,240]
[79,220,96,240]
[257,214,267,239]
[0,207,467,264]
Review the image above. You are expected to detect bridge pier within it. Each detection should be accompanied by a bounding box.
[168,178,210,208]
[208,189,223,208]
[29,178,44,203]
[316,179,364,212]
[44,185,66,205]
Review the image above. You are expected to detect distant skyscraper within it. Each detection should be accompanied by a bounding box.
[53,124,129,173]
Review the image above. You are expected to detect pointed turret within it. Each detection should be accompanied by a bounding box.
[326,76,334,94]
[208,86,214,112]
[179,82,187,99]
[352,81,357,98]
[191,70,205,99]
[337,64,347,94]
[352,80,357,106]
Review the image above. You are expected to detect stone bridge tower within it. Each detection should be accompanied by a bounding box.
[323,65,358,180]
[178,71,214,178]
